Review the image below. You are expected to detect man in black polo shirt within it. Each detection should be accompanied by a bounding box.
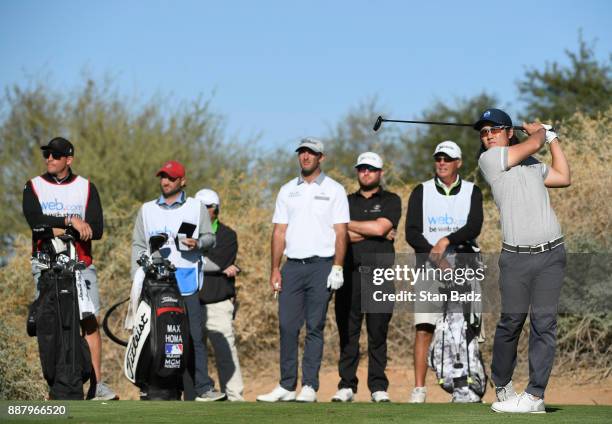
[332,152,401,403]
[405,141,483,403]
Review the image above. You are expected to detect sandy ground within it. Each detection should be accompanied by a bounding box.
[243,366,612,405]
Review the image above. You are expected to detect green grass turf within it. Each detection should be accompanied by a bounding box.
[1,401,611,424]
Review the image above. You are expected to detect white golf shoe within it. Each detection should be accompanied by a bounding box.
[296,385,317,403]
[331,388,354,402]
[256,385,296,402]
[410,386,427,403]
[491,392,546,414]
[495,380,518,402]
[371,391,391,403]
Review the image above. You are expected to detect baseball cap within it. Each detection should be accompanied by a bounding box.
[295,137,324,154]
[40,137,74,156]
[473,108,513,130]
[195,188,220,207]
[433,141,462,159]
[156,160,185,178]
[354,152,383,169]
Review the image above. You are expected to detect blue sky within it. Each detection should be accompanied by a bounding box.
[1,0,610,150]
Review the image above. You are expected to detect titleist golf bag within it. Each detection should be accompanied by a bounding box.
[428,245,488,402]
[124,234,190,400]
[27,226,95,400]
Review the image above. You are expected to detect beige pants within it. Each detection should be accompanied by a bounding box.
[204,299,244,401]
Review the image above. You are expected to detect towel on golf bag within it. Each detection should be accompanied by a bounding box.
[75,269,96,320]
[125,267,146,329]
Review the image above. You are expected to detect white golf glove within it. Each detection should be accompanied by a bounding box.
[542,124,559,144]
[326,265,344,290]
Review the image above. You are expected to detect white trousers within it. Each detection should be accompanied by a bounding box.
[203,299,244,401]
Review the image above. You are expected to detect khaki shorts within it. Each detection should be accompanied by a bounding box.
[413,277,444,326]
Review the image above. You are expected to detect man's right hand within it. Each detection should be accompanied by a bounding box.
[70,216,93,241]
[270,268,282,293]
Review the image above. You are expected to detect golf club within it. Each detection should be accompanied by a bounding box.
[373,115,526,132]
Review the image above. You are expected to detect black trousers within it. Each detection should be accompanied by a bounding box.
[334,267,392,393]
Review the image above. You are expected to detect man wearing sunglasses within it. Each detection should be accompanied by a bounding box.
[131,160,221,401]
[22,137,117,400]
[258,137,349,403]
[475,109,570,414]
[331,152,401,403]
[405,141,483,403]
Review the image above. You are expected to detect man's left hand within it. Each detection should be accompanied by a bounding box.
[327,265,344,290]
[223,264,241,277]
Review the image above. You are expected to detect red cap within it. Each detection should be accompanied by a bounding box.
[156,160,185,178]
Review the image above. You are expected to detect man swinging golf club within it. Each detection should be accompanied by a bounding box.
[475,109,570,414]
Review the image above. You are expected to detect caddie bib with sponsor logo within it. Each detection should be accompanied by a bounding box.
[422,178,473,246]
[30,175,89,219]
[141,197,202,295]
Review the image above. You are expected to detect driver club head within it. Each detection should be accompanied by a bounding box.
[373,116,384,132]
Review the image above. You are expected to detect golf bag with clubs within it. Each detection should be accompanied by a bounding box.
[428,244,488,402]
[123,233,190,400]
[27,225,96,400]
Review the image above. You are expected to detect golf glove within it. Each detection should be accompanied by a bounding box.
[327,265,344,290]
[542,124,558,144]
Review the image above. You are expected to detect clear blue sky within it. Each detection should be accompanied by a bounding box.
[1,0,610,150]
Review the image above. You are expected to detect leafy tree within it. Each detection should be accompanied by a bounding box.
[518,34,612,123]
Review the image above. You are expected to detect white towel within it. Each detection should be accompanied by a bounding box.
[125,267,146,329]
[75,269,96,320]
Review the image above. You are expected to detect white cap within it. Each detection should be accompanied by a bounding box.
[433,141,462,159]
[295,137,324,154]
[355,151,383,169]
[195,188,220,207]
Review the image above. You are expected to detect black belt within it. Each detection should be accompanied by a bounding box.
[502,236,564,254]
[287,256,334,264]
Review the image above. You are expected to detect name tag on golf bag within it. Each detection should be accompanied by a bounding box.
[124,277,190,387]
[33,270,94,400]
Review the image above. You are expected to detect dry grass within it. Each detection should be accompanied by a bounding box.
[1,110,610,399]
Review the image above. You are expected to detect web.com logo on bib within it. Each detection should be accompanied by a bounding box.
[40,198,84,215]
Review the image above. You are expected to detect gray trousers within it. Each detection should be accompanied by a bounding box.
[183,294,214,396]
[491,246,566,398]
[279,259,332,391]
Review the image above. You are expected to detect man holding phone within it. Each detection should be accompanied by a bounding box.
[131,160,223,401]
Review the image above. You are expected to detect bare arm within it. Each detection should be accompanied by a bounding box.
[544,140,571,187]
[270,223,287,291]
[333,223,348,267]
[507,122,546,168]
[348,230,365,243]
[348,217,394,238]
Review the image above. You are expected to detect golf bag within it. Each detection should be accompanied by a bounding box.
[27,226,95,400]
[428,246,488,402]
[124,234,190,400]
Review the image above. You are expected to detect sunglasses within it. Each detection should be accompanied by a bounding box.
[434,156,457,163]
[479,126,509,137]
[42,151,66,160]
[356,165,381,173]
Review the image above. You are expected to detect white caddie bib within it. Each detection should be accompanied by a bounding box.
[30,175,89,219]
[422,179,474,246]
[141,197,202,295]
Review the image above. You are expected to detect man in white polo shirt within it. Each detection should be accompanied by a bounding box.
[257,137,349,403]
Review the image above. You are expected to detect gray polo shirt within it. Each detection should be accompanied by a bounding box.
[479,147,562,246]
